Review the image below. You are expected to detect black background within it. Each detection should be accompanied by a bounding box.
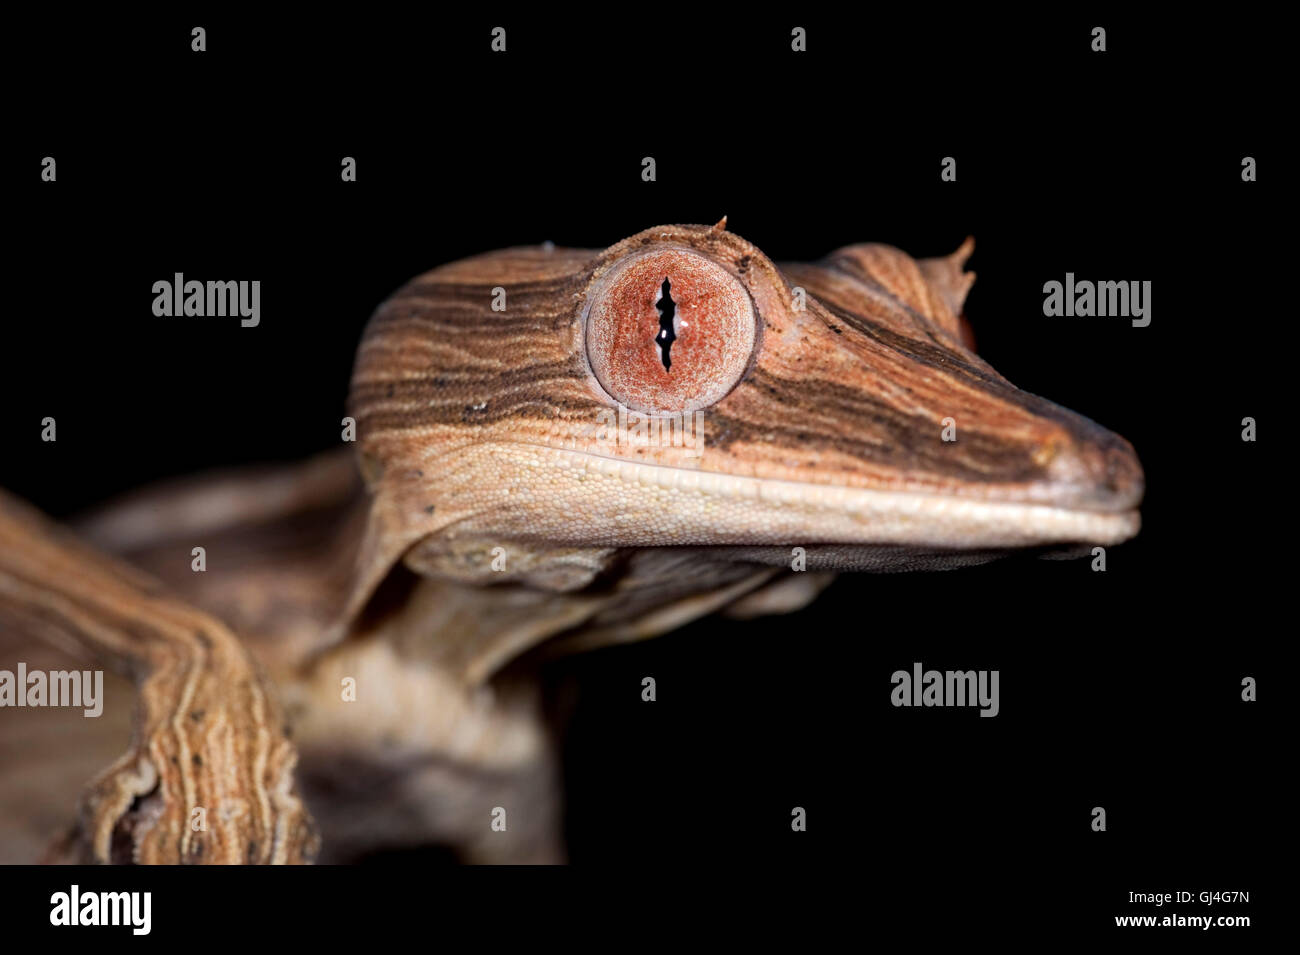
[3,8,1281,940]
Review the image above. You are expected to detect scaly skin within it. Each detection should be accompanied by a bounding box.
[345,221,1140,613]
[0,222,1142,863]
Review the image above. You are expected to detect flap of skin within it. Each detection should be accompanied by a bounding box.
[917,237,977,318]
[795,238,975,347]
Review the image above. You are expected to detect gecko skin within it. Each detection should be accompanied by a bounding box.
[0,222,1142,864]
[345,221,1140,603]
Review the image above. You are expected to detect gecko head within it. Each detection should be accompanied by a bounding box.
[346,221,1142,611]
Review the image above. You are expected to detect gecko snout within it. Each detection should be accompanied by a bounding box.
[1038,419,1145,513]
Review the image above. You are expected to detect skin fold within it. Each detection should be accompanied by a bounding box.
[0,222,1142,863]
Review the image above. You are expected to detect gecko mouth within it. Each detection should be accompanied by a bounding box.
[489,443,1142,550]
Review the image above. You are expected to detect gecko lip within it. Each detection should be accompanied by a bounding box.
[488,443,1143,549]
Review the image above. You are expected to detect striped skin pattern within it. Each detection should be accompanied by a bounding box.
[0,491,317,864]
[345,222,1143,625]
[0,222,1143,864]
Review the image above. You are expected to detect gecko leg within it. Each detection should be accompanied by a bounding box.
[0,488,318,864]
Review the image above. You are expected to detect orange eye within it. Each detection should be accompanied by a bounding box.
[584,248,756,414]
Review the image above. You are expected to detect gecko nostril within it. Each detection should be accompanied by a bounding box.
[1105,441,1145,500]
[654,277,676,371]
[1042,429,1145,511]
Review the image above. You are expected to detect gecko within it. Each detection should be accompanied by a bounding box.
[0,220,1142,863]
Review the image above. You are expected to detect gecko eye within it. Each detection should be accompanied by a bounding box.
[584,248,756,414]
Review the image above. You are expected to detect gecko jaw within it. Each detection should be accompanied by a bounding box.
[480,443,1141,550]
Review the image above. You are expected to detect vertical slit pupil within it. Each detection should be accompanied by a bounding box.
[655,277,677,371]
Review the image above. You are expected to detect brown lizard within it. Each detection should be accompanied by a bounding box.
[0,220,1142,863]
